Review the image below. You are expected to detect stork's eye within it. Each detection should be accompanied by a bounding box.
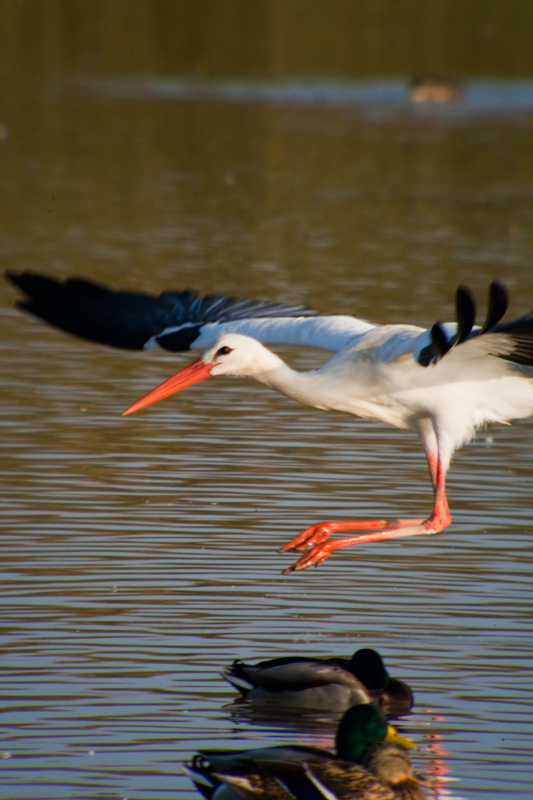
[215,345,233,358]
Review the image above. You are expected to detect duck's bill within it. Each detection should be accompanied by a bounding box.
[123,358,211,416]
[385,724,416,749]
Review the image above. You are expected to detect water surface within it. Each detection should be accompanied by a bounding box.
[1,4,533,798]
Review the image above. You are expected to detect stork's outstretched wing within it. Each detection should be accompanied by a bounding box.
[5,271,373,353]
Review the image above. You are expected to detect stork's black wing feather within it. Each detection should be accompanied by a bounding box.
[481,280,508,332]
[6,271,318,351]
[418,280,533,369]
[494,317,533,367]
[455,285,476,344]
[418,322,450,366]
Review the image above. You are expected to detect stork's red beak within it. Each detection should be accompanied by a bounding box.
[123,358,212,416]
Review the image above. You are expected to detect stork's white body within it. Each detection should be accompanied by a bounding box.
[205,328,533,473]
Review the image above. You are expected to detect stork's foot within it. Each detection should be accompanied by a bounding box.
[279,521,344,553]
[281,513,451,573]
[282,541,336,573]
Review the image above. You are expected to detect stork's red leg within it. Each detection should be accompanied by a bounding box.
[282,457,451,573]
[280,517,425,553]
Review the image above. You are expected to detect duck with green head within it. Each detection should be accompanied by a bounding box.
[184,704,426,799]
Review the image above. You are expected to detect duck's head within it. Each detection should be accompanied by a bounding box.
[350,648,390,692]
[336,704,415,762]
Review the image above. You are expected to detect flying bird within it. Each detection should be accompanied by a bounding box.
[6,271,533,573]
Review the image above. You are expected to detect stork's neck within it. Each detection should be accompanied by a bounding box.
[251,349,412,429]
[254,360,330,411]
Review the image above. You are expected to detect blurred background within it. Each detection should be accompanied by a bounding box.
[1,2,533,799]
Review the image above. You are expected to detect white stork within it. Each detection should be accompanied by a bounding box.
[6,272,533,572]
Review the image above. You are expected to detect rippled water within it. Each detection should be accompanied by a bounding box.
[2,298,533,798]
[2,9,533,794]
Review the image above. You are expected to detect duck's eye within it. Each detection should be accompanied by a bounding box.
[215,345,233,358]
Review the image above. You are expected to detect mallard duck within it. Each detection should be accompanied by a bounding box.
[184,704,425,799]
[222,648,413,716]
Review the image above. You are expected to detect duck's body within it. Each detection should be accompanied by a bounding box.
[7,272,533,571]
[223,648,413,716]
[198,757,400,799]
[184,704,423,800]
[363,742,426,800]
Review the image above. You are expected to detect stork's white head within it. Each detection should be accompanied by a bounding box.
[123,333,281,415]
[202,333,282,377]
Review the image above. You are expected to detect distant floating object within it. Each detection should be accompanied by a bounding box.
[409,75,464,103]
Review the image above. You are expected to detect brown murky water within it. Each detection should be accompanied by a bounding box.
[1,3,533,798]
